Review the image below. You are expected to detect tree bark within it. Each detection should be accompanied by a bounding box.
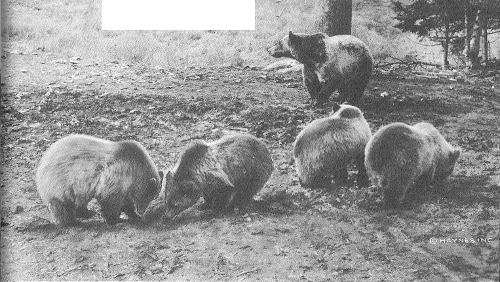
[444,15,450,68]
[464,1,476,56]
[324,0,352,36]
[469,8,484,69]
[483,22,488,63]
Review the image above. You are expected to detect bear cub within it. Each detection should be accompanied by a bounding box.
[268,31,373,106]
[365,122,460,207]
[294,104,372,188]
[142,133,274,223]
[36,134,162,226]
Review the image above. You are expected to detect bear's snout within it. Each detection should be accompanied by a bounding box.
[267,45,277,56]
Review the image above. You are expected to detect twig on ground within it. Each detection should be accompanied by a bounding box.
[236,267,261,277]
[375,60,441,69]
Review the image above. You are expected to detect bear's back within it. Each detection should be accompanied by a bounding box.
[37,135,116,177]
[413,122,453,150]
[172,141,210,181]
[36,134,118,200]
[294,115,366,159]
[366,123,426,172]
[114,140,158,176]
[211,134,273,183]
[412,122,459,180]
[325,35,370,55]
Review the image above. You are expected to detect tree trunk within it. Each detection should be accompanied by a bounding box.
[444,16,450,68]
[324,0,352,36]
[464,1,476,56]
[469,9,484,69]
[482,22,488,63]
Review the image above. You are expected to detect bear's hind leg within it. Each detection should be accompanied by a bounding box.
[75,205,94,219]
[347,79,369,106]
[338,80,366,106]
[203,191,230,213]
[355,154,370,187]
[333,168,349,186]
[49,198,76,226]
[383,172,414,208]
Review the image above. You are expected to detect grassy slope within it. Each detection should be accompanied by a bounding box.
[2,0,448,68]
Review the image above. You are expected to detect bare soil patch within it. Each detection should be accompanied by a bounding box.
[1,52,499,281]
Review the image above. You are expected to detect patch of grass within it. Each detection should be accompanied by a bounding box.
[3,0,442,67]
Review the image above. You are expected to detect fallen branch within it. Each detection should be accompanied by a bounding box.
[276,5,287,18]
[375,60,441,69]
[236,267,260,277]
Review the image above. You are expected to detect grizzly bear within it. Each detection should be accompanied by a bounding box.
[36,134,162,226]
[268,31,373,106]
[293,104,372,188]
[365,122,460,206]
[142,133,274,223]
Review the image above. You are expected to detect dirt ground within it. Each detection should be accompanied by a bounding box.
[1,51,499,281]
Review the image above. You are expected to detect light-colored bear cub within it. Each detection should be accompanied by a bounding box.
[294,104,372,188]
[36,134,162,226]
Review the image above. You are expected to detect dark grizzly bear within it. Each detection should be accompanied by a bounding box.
[36,134,162,226]
[293,104,372,188]
[142,133,274,223]
[268,31,373,106]
[365,122,460,207]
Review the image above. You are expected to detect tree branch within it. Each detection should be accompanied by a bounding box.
[375,59,441,69]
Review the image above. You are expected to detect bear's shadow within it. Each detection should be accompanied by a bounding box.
[393,174,493,211]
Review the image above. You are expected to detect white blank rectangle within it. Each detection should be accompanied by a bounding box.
[102,0,255,30]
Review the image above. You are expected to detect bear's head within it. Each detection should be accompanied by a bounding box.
[132,169,163,216]
[162,170,202,220]
[162,168,234,220]
[268,33,293,58]
[268,31,327,64]
[331,103,363,119]
[142,170,168,223]
[434,148,461,184]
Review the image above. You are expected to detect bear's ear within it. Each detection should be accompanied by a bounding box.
[288,31,300,46]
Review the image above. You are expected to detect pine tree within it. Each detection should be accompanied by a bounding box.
[393,0,464,67]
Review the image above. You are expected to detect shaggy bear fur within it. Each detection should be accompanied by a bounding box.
[293,104,372,188]
[268,31,373,106]
[142,134,274,223]
[365,122,460,207]
[36,134,162,226]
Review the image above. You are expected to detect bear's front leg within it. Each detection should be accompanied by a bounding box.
[315,78,339,107]
[302,65,321,104]
[122,198,141,223]
[98,194,125,225]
